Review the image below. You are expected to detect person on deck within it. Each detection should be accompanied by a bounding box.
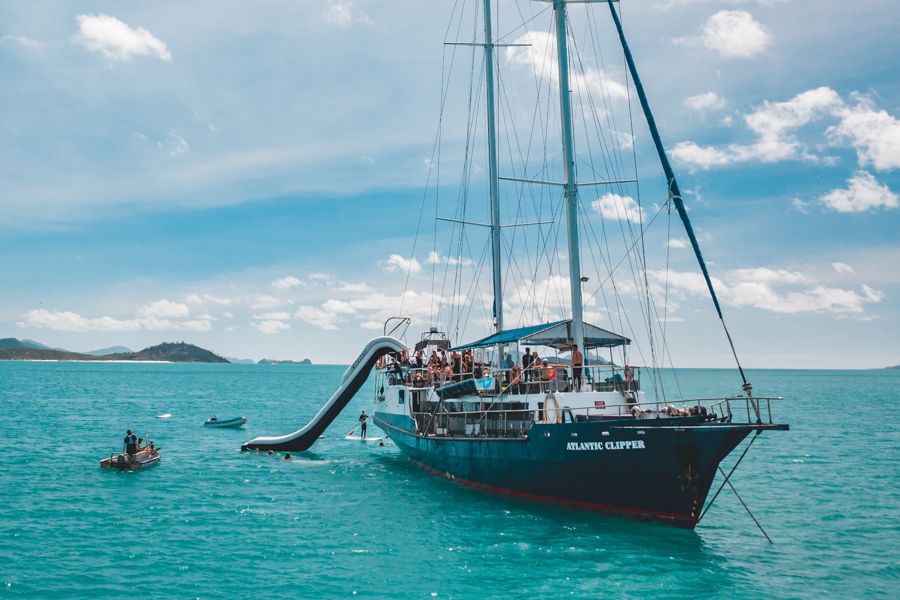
[123,430,138,456]
[359,410,368,439]
[522,348,533,382]
[571,344,584,392]
[501,352,515,385]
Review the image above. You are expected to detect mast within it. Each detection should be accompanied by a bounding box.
[553,0,586,354]
[482,0,505,362]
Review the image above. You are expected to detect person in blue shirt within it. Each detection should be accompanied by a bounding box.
[123,430,138,456]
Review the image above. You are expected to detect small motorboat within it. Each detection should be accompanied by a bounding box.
[203,415,247,428]
[100,448,161,471]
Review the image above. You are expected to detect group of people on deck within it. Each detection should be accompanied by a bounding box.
[376,343,585,392]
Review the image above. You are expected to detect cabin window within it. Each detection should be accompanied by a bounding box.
[398,389,405,404]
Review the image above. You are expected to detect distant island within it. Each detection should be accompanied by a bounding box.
[886,365,900,370]
[259,358,312,365]
[0,338,229,363]
[86,345,133,356]
[225,357,257,365]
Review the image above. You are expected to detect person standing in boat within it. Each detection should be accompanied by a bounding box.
[123,430,138,456]
[522,347,533,383]
[359,410,368,439]
[571,344,584,392]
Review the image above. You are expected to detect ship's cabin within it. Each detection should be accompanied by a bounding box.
[371,319,725,439]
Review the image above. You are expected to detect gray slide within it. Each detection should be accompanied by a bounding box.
[241,336,405,452]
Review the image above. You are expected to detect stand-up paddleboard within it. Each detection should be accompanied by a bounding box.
[345,435,384,442]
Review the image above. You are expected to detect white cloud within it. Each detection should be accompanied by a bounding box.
[321,299,358,315]
[164,132,189,157]
[819,172,898,213]
[827,95,900,171]
[506,32,628,102]
[186,293,232,306]
[668,238,689,249]
[323,1,372,29]
[308,272,334,282]
[18,307,211,332]
[684,91,726,112]
[380,253,422,275]
[832,262,854,274]
[426,251,474,267]
[255,320,290,335]
[75,14,171,62]
[295,305,341,330]
[272,275,303,289]
[138,299,190,320]
[654,266,883,317]
[676,10,771,59]
[671,142,732,168]
[251,294,287,310]
[0,35,45,51]
[591,193,646,224]
[335,281,373,293]
[253,311,291,321]
[672,86,847,169]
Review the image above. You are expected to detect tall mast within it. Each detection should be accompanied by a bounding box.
[553,0,585,353]
[483,0,505,361]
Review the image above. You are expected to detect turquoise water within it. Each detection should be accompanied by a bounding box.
[0,363,897,598]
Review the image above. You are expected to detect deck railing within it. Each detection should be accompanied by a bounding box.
[405,396,784,439]
[377,363,641,394]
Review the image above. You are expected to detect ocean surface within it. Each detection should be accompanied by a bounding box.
[0,362,897,598]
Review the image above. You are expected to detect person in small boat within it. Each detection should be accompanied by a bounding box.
[359,409,368,439]
[123,430,138,456]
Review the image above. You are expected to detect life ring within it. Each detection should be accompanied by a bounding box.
[542,393,561,424]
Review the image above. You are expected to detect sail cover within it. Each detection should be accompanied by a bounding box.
[452,320,629,351]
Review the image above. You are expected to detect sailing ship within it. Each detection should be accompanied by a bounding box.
[244,0,788,528]
[369,0,788,528]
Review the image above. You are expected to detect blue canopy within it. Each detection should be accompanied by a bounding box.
[451,319,629,351]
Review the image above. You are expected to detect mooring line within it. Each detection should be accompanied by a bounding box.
[719,465,774,543]
[697,431,759,524]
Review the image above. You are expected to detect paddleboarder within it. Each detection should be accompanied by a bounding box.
[359,410,368,439]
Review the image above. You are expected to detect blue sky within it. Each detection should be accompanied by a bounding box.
[1,0,898,369]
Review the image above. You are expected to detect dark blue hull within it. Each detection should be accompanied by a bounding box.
[375,413,756,527]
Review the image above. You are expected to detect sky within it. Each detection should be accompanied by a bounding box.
[1,0,898,369]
